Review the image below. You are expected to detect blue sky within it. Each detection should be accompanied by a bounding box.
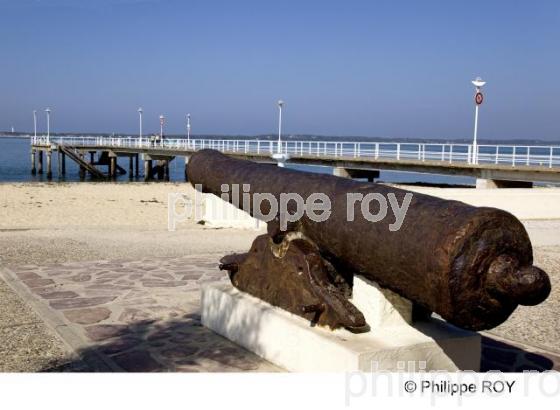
[1,0,559,140]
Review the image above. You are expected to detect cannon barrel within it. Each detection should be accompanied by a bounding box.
[188,149,550,331]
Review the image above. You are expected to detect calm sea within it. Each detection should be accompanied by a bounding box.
[0,136,476,186]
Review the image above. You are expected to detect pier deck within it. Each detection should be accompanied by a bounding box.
[30,136,560,185]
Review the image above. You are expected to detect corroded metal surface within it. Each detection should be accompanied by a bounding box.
[220,233,369,333]
[189,149,551,331]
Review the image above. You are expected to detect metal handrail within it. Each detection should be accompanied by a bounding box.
[30,135,560,169]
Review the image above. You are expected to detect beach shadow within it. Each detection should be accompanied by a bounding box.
[41,312,275,372]
[42,312,558,373]
[480,335,556,372]
[414,317,556,372]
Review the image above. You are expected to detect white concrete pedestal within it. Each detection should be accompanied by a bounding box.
[200,193,262,230]
[201,276,481,372]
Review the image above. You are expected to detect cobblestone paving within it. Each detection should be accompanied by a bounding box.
[4,255,559,372]
[6,255,279,372]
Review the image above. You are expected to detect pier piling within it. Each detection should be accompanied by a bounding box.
[144,158,152,182]
[333,167,379,182]
[110,156,117,179]
[333,167,351,178]
[129,155,134,179]
[46,151,52,180]
[164,160,170,181]
[134,154,139,177]
[31,149,36,175]
[156,160,164,180]
[79,152,86,180]
[37,150,43,174]
[61,152,66,175]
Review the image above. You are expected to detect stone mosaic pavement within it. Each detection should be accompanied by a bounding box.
[1,255,559,372]
[2,255,280,372]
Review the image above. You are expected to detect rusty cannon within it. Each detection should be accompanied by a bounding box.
[188,149,551,333]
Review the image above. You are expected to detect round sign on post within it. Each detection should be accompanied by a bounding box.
[475,92,484,105]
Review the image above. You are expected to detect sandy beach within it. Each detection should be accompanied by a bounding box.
[0,182,261,371]
[0,182,559,371]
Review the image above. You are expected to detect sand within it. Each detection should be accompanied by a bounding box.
[397,185,560,221]
[0,182,259,371]
[1,182,193,229]
[0,182,559,370]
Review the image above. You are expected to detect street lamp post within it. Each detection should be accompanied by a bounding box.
[33,110,37,139]
[159,115,165,143]
[138,107,143,140]
[45,108,51,143]
[186,113,191,147]
[471,77,486,164]
[271,100,290,167]
[277,100,284,154]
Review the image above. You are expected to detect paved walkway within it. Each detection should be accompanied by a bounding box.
[1,255,558,372]
[1,255,279,372]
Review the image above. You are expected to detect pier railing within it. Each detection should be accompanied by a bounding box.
[31,136,560,169]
